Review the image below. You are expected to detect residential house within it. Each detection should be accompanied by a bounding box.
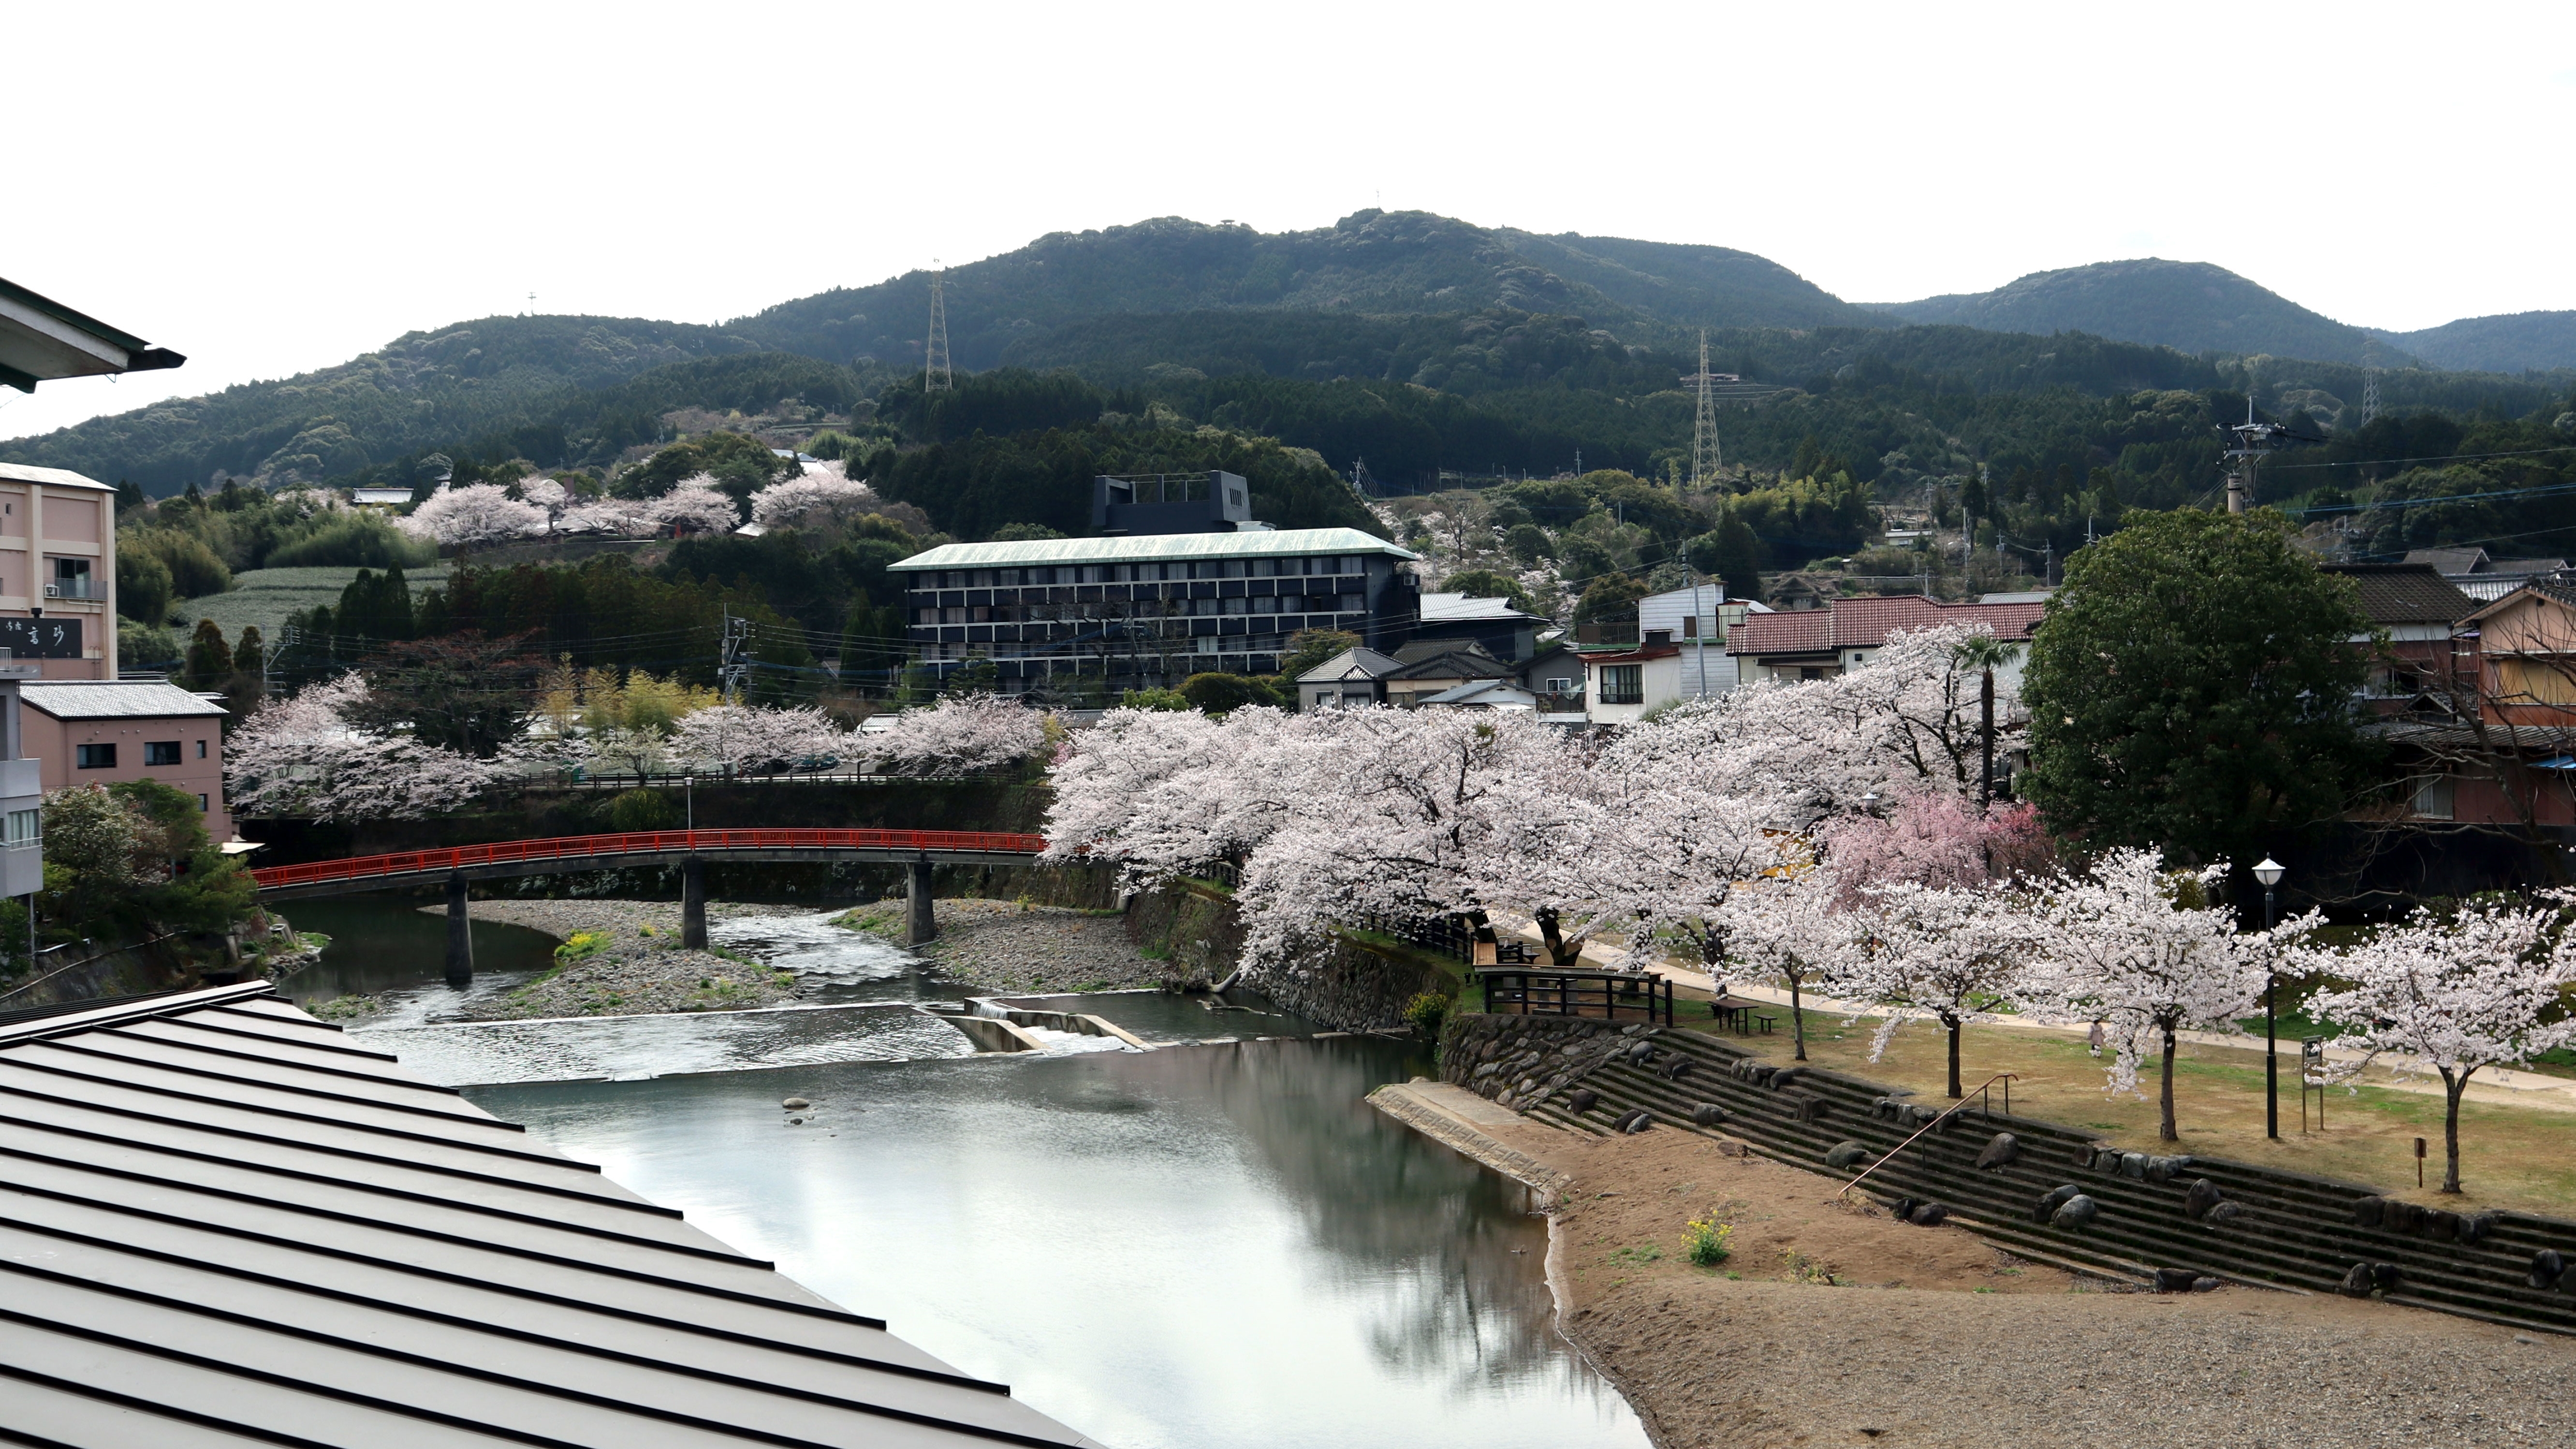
[1637,584,1770,699]
[1726,595,2046,686]
[2321,563,2475,711]
[1382,639,1514,708]
[1515,642,1587,717]
[1296,646,1400,710]
[21,679,232,836]
[1417,678,1540,711]
[2402,547,2569,604]
[1582,644,1683,726]
[1413,591,1548,662]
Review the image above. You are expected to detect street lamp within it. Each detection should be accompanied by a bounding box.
[2254,856,2286,1140]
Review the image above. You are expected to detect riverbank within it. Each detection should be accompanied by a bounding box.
[1381,1086,2576,1448]
[311,899,801,1022]
[835,897,1170,995]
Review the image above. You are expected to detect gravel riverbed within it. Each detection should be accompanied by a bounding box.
[836,897,1168,995]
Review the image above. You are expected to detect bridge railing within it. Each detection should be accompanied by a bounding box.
[249,828,1051,891]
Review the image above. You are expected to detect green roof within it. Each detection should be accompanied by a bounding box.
[891,527,1418,572]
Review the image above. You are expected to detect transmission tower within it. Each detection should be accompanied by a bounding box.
[1680,331,1732,488]
[2361,336,2383,428]
[923,261,953,392]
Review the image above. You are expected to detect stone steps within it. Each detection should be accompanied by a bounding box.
[1509,1022,2576,1334]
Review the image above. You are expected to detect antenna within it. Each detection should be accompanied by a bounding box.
[1681,331,1730,488]
[923,261,953,392]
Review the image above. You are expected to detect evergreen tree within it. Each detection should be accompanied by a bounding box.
[181,620,233,691]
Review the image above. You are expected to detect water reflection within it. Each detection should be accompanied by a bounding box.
[273,895,556,1008]
[474,1039,1646,1449]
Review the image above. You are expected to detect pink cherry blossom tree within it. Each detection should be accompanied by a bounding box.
[2024,849,2272,1141]
[1830,878,2038,1098]
[750,462,879,528]
[669,704,847,776]
[1717,863,1855,1062]
[645,475,741,537]
[2300,898,2576,1192]
[864,694,1050,778]
[399,484,549,549]
[226,674,510,821]
[1817,789,2053,906]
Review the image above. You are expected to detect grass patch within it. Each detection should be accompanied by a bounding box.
[1705,1007,2576,1213]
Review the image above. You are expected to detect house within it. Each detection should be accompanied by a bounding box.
[1516,641,1587,717]
[2321,563,2475,710]
[2457,581,2576,723]
[1382,639,1514,708]
[1726,595,2046,686]
[1296,645,1401,710]
[1413,591,1548,662]
[2403,547,2569,604]
[890,512,1421,691]
[0,463,123,679]
[22,679,232,837]
[1581,644,1684,726]
[1417,678,1540,711]
[350,486,414,508]
[1637,584,1770,699]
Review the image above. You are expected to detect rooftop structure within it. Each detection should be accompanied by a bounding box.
[1413,592,1548,662]
[2322,563,2477,633]
[1091,471,1254,535]
[891,528,1422,689]
[1728,596,2045,685]
[1295,645,1401,711]
[0,982,1101,1447]
[2402,547,2570,603]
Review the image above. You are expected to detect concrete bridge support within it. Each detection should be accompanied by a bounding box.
[906,859,937,946]
[681,855,707,950]
[445,871,473,987]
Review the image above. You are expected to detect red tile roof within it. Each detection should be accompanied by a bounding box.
[1727,597,2045,657]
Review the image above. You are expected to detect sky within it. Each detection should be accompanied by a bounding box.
[8,0,2573,442]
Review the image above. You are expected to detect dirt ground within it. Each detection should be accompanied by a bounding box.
[1479,1116,2576,1449]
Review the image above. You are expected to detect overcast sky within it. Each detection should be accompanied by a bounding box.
[9,1,2572,442]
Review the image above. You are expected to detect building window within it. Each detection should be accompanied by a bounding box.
[146,741,182,766]
[196,739,208,759]
[1600,665,1643,705]
[1198,636,1219,654]
[197,794,210,812]
[4,809,36,847]
[1546,677,1575,692]
[76,743,115,769]
[2411,776,2456,820]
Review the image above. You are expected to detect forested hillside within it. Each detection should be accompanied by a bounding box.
[1871,260,2398,367]
[2374,311,2576,375]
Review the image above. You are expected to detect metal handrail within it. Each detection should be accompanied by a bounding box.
[1837,1072,2020,1200]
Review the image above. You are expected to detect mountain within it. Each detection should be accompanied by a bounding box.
[728,211,1888,373]
[1867,259,2397,368]
[0,315,770,494]
[2371,311,2576,375]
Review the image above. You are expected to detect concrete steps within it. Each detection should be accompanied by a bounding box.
[1519,1025,2576,1333]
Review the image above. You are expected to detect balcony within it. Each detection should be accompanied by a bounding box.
[44,578,102,602]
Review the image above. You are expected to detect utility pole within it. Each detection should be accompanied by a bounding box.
[717,611,751,704]
[923,261,952,393]
[2224,394,2295,514]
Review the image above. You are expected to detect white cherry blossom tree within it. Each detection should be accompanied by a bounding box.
[226,674,510,821]
[646,476,741,536]
[398,484,548,549]
[1830,878,2038,1098]
[2300,898,2576,1193]
[670,704,847,776]
[2024,849,2273,1142]
[750,462,879,528]
[864,694,1050,778]
[1717,863,1856,1062]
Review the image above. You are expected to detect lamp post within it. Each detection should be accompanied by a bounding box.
[2254,856,2286,1140]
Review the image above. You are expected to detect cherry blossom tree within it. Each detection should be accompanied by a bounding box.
[1817,789,2053,906]
[864,694,1050,778]
[584,725,672,785]
[670,704,847,776]
[2024,849,2273,1141]
[750,462,879,529]
[2300,898,2576,1192]
[1718,863,1855,1062]
[646,476,741,537]
[226,674,510,821]
[559,497,657,537]
[399,484,548,549]
[1830,878,2038,1098]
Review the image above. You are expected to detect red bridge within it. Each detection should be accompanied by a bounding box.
[250,828,1051,980]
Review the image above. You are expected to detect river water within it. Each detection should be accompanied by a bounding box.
[278,896,1648,1449]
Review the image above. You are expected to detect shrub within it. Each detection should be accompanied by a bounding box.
[1685,1215,1734,1267]
[555,930,608,963]
[605,787,679,831]
[264,511,439,569]
[1403,990,1450,1044]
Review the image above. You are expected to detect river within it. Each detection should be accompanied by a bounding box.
[279,895,1649,1449]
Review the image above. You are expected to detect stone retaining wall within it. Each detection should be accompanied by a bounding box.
[1439,1012,1643,1113]
[1246,936,1448,1030]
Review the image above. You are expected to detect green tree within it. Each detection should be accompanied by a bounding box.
[116,549,174,626]
[1574,573,1649,625]
[181,619,233,690]
[1437,569,1543,616]
[1180,673,1280,715]
[1684,511,1764,600]
[2019,509,2375,871]
[1278,628,1361,680]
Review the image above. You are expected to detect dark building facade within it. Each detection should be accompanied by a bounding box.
[891,526,1422,689]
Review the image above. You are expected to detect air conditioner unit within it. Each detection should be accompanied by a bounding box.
[41,585,58,599]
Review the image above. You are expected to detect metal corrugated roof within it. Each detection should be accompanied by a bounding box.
[890,527,1416,572]
[0,982,1100,1448]
[22,681,230,720]
[0,463,114,493]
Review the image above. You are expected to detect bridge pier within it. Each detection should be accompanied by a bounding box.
[445,871,473,987]
[682,856,707,950]
[906,860,937,946]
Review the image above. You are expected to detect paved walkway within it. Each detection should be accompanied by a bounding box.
[1496,919,2576,1115]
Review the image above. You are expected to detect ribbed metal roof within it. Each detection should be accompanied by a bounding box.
[0,982,1101,1448]
[890,527,1416,572]
[22,680,230,720]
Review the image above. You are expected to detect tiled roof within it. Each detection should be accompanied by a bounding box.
[2321,564,2477,626]
[0,982,1097,1447]
[891,527,1415,571]
[22,680,230,719]
[1418,593,1544,623]
[1727,596,2045,657]
[1296,646,1400,683]
[1387,650,1513,682]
